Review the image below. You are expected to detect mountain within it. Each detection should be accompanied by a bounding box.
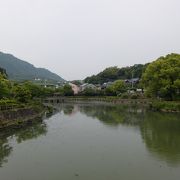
[0,52,65,82]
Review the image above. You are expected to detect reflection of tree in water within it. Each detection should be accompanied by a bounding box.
[140,112,180,166]
[0,136,12,167]
[78,104,145,126]
[15,121,47,143]
[62,105,74,115]
[67,104,180,165]
[0,119,47,167]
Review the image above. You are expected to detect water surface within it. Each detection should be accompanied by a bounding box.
[0,103,180,180]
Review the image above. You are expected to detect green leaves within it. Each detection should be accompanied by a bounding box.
[106,80,127,96]
[142,53,180,100]
[84,64,146,84]
[56,84,74,96]
[0,74,11,99]
[13,85,32,103]
[63,84,74,96]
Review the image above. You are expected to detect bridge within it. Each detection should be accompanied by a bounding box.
[43,97,65,104]
[43,96,149,106]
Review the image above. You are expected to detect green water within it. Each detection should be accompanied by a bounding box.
[0,103,180,180]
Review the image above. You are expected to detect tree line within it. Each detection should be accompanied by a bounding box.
[0,72,73,105]
[84,64,148,84]
[84,53,180,100]
[0,53,180,102]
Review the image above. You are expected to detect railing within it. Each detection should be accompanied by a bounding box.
[43,96,150,105]
[43,97,65,104]
[65,97,149,104]
[0,105,18,111]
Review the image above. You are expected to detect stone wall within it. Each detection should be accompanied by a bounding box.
[0,107,44,129]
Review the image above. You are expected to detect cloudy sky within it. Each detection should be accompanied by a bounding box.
[0,0,179,80]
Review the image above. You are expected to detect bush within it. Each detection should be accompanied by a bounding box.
[0,99,18,106]
[131,94,139,99]
[120,93,129,99]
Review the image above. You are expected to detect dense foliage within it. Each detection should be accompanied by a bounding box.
[0,71,57,103]
[84,64,148,84]
[79,88,104,96]
[62,84,74,96]
[105,80,127,96]
[0,74,11,99]
[1,53,179,104]
[142,53,180,100]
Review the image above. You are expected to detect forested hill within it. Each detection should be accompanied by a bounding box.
[84,64,148,84]
[0,52,65,82]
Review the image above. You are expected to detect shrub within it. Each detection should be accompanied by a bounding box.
[120,93,129,99]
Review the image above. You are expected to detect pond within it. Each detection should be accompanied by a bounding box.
[0,103,180,180]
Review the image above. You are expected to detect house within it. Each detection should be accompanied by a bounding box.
[101,82,114,89]
[125,78,139,84]
[136,88,143,93]
[80,83,97,91]
[95,84,102,90]
[69,83,81,95]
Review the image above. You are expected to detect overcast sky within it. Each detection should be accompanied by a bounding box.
[0,0,180,80]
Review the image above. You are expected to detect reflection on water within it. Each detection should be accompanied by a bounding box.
[58,104,180,165]
[140,112,180,166]
[0,119,47,167]
[0,135,12,167]
[0,103,180,177]
[79,104,145,126]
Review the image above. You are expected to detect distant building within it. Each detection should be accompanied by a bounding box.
[95,84,102,90]
[69,83,81,95]
[124,78,139,84]
[80,83,97,91]
[34,78,41,81]
[136,89,143,93]
[101,82,114,89]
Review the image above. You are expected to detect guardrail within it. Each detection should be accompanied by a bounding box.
[0,105,18,111]
[44,97,150,105]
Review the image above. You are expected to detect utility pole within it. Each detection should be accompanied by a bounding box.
[44,79,47,88]
[131,71,134,89]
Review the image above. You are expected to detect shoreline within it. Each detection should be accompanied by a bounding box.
[63,97,180,113]
[0,98,179,129]
[0,105,46,129]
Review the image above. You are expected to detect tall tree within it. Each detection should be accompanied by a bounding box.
[0,74,11,99]
[142,53,180,100]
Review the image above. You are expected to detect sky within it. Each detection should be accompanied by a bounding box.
[0,0,180,80]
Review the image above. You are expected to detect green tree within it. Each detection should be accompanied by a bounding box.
[142,53,180,100]
[105,80,127,96]
[81,88,103,96]
[63,84,74,96]
[23,81,44,98]
[84,65,146,85]
[105,86,116,96]
[0,74,11,99]
[55,87,64,96]
[13,85,32,103]
[112,80,127,96]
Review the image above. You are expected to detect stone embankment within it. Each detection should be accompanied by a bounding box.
[0,106,44,129]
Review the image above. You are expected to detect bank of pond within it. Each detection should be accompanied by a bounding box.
[44,96,180,112]
[0,97,179,129]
